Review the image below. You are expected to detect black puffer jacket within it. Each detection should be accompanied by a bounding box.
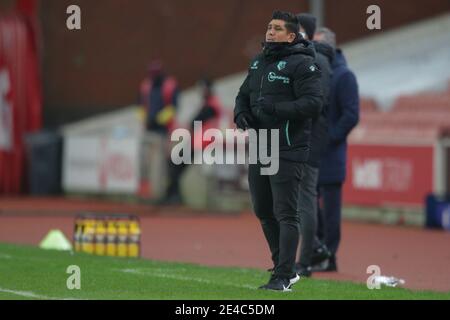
[234,39,323,163]
[307,41,335,168]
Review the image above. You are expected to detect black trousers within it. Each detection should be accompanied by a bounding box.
[317,183,343,263]
[248,159,304,279]
[166,161,187,198]
[297,163,319,267]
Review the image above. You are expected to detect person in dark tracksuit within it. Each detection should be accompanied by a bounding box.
[313,28,360,272]
[234,11,323,291]
[295,14,335,277]
[160,78,222,205]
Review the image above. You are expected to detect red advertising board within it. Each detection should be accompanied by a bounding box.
[343,144,434,207]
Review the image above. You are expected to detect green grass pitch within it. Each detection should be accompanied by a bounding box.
[0,243,449,300]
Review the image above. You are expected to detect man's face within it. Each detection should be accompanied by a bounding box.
[266,19,296,43]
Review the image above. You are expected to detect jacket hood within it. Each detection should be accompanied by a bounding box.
[332,49,347,68]
[313,41,335,63]
[262,38,316,61]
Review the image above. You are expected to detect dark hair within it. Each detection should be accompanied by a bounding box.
[271,11,299,35]
[297,13,317,40]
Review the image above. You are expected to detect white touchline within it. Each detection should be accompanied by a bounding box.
[119,268,256,290]
[0,287,83,300]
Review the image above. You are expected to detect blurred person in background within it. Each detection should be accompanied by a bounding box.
[139,60,180,135]
[295,14,335,278]
[312,27,360,272]
[234,11,323,291]
[159,78,223,205]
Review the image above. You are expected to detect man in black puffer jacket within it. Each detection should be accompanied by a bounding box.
[234,11,323,292]
[295,13,335,277]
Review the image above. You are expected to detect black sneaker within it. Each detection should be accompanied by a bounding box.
[266,268,300,285]
[311,244,332,265]
[295,263,312,277]
[259,277,294,292]
[311,258,338,272]
[289,273,300,286]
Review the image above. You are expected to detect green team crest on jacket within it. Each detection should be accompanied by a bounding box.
[277,61,287,71]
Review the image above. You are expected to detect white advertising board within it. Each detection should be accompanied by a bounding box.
[63,136,140,194]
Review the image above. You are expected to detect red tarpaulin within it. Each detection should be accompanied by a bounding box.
[0,0,42,194]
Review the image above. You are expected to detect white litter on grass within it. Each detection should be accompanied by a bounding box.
[119,268,256,290]
[373,276,406,287]
[0,287,82,300]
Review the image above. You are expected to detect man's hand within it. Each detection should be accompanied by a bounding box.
[235,112,254,130]
[257,97,276,115]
